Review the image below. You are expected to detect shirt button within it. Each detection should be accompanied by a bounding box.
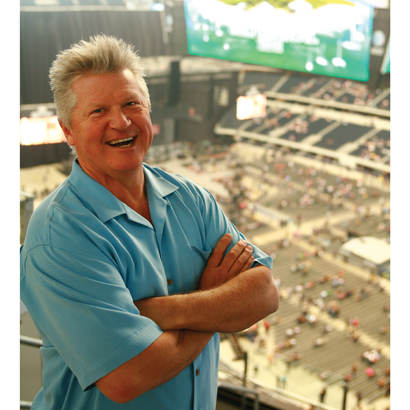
[167,279,173,286]
[196,369,200,376]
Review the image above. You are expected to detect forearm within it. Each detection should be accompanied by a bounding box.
[96,329,213,403]
[136,265,279,334]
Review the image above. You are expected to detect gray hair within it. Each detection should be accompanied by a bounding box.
[49,35,151,154]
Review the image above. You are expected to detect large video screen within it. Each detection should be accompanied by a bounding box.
[184,0,374,81]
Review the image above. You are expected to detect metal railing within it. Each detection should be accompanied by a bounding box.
[20,335,43,348]
[219,358,341,410]
[20,335,43,409]
[20,335,346,410]
[218,382,260,410]
[21,335,260,410]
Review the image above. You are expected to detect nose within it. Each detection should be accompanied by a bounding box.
[109,107,131,130]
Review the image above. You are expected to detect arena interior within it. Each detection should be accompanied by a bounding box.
[16,1,401,409]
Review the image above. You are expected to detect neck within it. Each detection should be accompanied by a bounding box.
[103,172,153,224]
[79,161,152,223]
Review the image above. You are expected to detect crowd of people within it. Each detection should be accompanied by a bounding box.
[356,133,391,164]
[229,224,390,407]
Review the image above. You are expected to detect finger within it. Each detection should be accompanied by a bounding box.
[228,245,253,274]
[206,233,233,268]
[240,255,255,273]
[219,240,248,270]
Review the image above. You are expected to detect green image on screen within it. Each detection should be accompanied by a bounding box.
[184,0,374,81]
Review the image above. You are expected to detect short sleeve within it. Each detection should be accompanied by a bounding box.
[21,244,163,391]
[185,181,273,270]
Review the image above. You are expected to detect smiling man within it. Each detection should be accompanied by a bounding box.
[58,68,154,222]
[20,35,279,410]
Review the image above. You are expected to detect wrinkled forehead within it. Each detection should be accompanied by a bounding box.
[71,69,137,91]
[71,69,147,106]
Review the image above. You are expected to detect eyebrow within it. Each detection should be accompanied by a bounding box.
[87,94,141,108]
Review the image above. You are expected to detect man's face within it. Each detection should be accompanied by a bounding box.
[60,69,153,185]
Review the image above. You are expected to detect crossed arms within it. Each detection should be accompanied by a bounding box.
[95,234,279,403]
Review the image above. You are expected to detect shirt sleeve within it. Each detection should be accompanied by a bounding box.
[21,244,163,391]
[184,180,273,270]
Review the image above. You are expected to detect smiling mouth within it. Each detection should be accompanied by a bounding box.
[107,136,135,148]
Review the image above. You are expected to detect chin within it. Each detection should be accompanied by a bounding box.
[110,158,144,173]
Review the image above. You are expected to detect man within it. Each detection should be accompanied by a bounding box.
[20,35,279,409]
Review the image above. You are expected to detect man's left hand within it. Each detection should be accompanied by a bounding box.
[198,234,254,290]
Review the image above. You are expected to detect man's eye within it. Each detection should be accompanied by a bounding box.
[93,108,104,114]
[126,102,139,107]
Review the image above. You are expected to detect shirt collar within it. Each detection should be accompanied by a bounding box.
[143,163,179,200]
[68,159,178,223]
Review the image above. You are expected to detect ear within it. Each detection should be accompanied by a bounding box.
[58,120,75,146]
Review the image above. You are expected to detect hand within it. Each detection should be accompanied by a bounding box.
[198,233,254,291]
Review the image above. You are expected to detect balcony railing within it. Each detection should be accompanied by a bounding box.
[20,335,43,409]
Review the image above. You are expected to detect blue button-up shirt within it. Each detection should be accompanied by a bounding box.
[20,160,273,410]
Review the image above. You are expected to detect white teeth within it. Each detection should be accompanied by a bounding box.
[108,137,134,146]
